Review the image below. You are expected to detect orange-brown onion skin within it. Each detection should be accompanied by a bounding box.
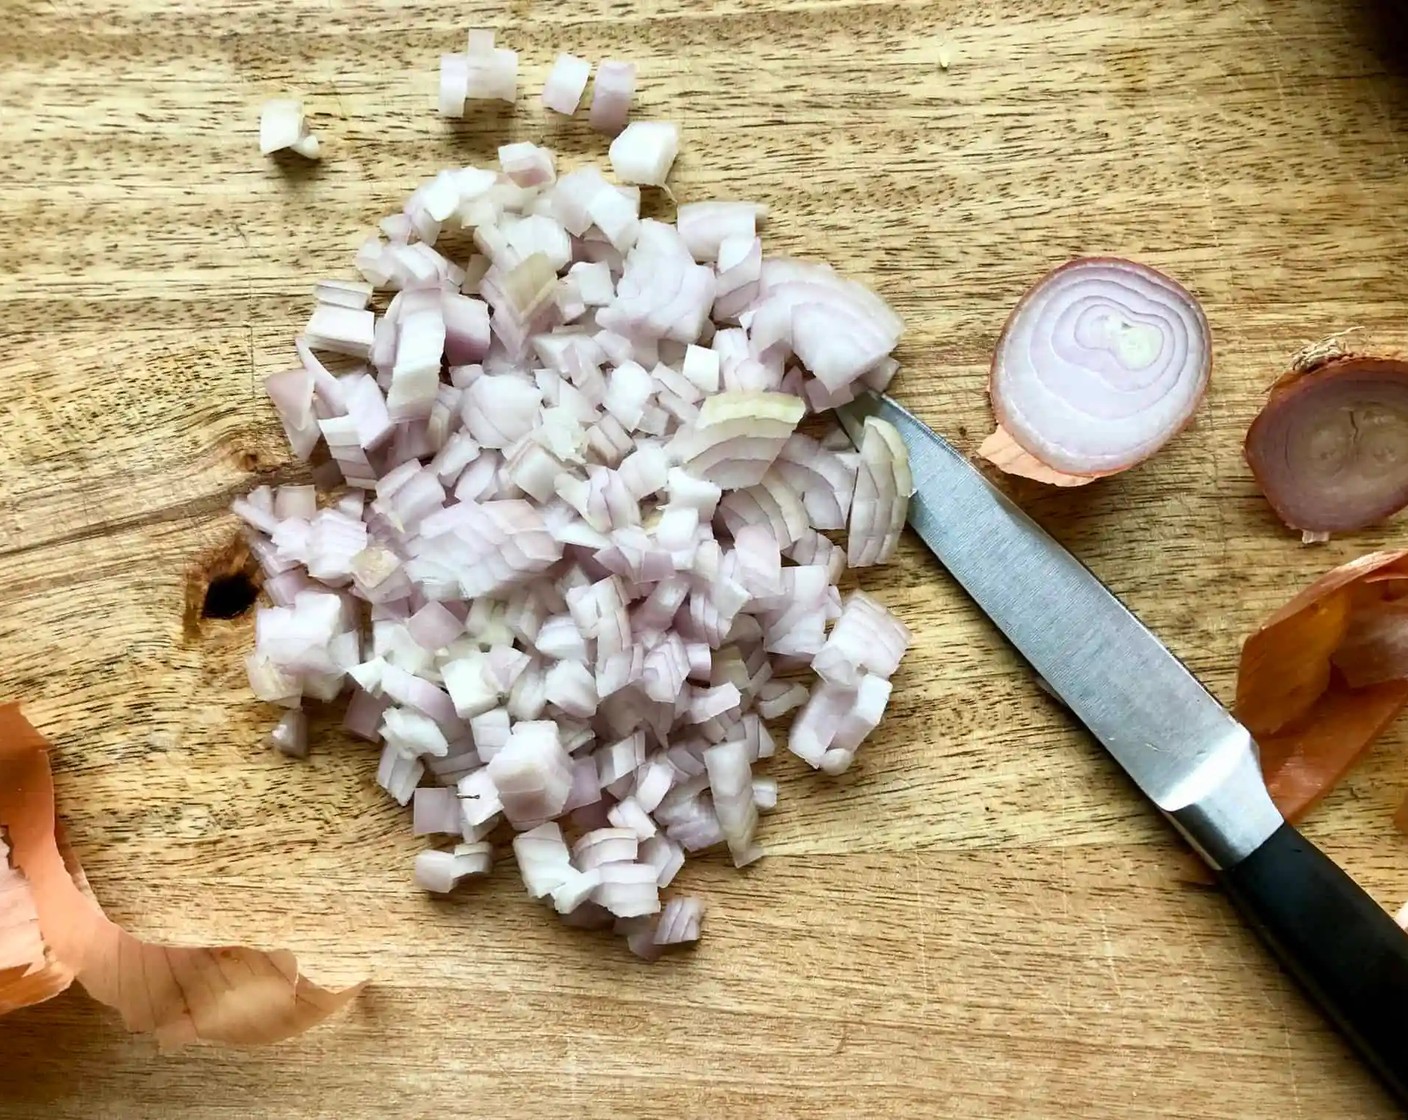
[1245,356,1408,533]
[1235,550,1408,820]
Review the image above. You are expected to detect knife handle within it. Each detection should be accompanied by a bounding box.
[1218,822,1408,1103]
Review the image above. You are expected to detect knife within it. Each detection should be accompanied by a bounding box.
[836,391,1408,1104]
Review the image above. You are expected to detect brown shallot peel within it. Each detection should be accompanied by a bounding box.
[0,704,362,1042]
[979,258,1212,486]
[1235,551,1408,823]
[1245,356,1408,535]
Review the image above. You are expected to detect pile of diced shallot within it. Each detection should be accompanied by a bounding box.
[235,33,913,959]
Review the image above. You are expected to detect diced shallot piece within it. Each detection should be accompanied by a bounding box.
[752,777,778,811]
[413,786,463,835]
[463,30,518,103]
[499,142,556,188]
[744,258,901,392]
[305,305,374,359]
[259,99,320,159]
[314,279,373,309]
[666,391,805,489]
[267,711,308,758]
[760,679,816,721]
[457,767,503,830]
[439,53,470,117]
[541,53,591,115]
[512,822,574,897]
[414,843,493,892]
[704,739,760,867]
[789,675,892,775]
[676,202,765,263]
[589,60,636,135]
[638,833,685,887]
[381,707,450,760]
[592,862,660,918]
[655,896,703,945]
[609,122,680,187]
[544,659,599,717]
[574,827,640,870]
[376,744,424,806]
[812,591,910,686]
[608,796,658,841]
[487,719,573,827]
[847,417,913,567]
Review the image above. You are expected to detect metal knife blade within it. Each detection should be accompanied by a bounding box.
[835,392,1283,869]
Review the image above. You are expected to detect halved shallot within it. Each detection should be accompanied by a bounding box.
[979,258,1211,486]
[1245,356,1408,535]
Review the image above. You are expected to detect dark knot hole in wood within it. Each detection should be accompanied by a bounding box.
[183,534,263,640]
[202,571,259,619]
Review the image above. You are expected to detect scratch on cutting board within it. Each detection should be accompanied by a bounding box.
[232,222,257,412]
[1058,846,1076,1024]
[1367,88,1406,170]
[1282,1018,1303,1116]
[1174,912,1218,1018]
[912,852,933,1016]
[483,1042,533,1099]
[1096,907,1125,1003]
[1241,5,1290,111]
[565,1034,580,1102]
[973,935,1073,1026]
[1215,904,1261,972]
[1185,140,1231,293]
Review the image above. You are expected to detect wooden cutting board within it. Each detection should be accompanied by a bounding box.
[4,0,1408,1115]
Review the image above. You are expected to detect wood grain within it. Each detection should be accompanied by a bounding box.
[3,0,1408,1114]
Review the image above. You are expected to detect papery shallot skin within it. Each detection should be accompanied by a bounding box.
[1236,549,1408,823]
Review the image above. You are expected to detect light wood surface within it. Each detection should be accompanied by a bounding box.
[4,0,1408,1115]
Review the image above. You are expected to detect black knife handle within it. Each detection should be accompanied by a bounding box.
[1218,822,1408,1103]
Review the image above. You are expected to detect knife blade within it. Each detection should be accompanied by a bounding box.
[836,391,1408,1104]
[836,392,1280,867]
